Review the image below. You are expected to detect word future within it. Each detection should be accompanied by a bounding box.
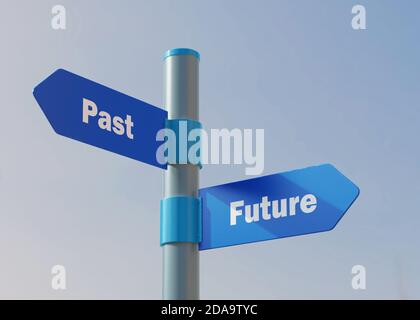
[230,194,317,225]
[82,98,134,139]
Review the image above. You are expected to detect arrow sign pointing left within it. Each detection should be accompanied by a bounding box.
[33,69,167,169]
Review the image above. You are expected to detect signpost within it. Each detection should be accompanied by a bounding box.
[33,68,167,169]
[162,48,201,300]
[33,49,360,300]
[199,164,359,250]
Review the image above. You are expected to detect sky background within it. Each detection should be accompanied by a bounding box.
[0,0,419,299]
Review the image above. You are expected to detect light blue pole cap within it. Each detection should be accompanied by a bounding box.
[163,48,200,61]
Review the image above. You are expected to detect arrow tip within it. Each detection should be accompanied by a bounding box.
[33,68,64,91]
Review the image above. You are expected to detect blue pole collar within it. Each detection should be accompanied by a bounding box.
[160,196,202,246]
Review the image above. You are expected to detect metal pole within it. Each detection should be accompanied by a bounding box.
[162,48,200,300]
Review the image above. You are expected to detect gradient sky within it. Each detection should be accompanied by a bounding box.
[0,0,419,299]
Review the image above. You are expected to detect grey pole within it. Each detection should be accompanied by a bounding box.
[162,49,200,300]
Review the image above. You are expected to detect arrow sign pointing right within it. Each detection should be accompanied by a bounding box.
[33,69,167,169]
[199,164,359,250]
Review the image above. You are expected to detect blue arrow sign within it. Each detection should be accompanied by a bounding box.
[33,69,167,169]
[199,164,359,250]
